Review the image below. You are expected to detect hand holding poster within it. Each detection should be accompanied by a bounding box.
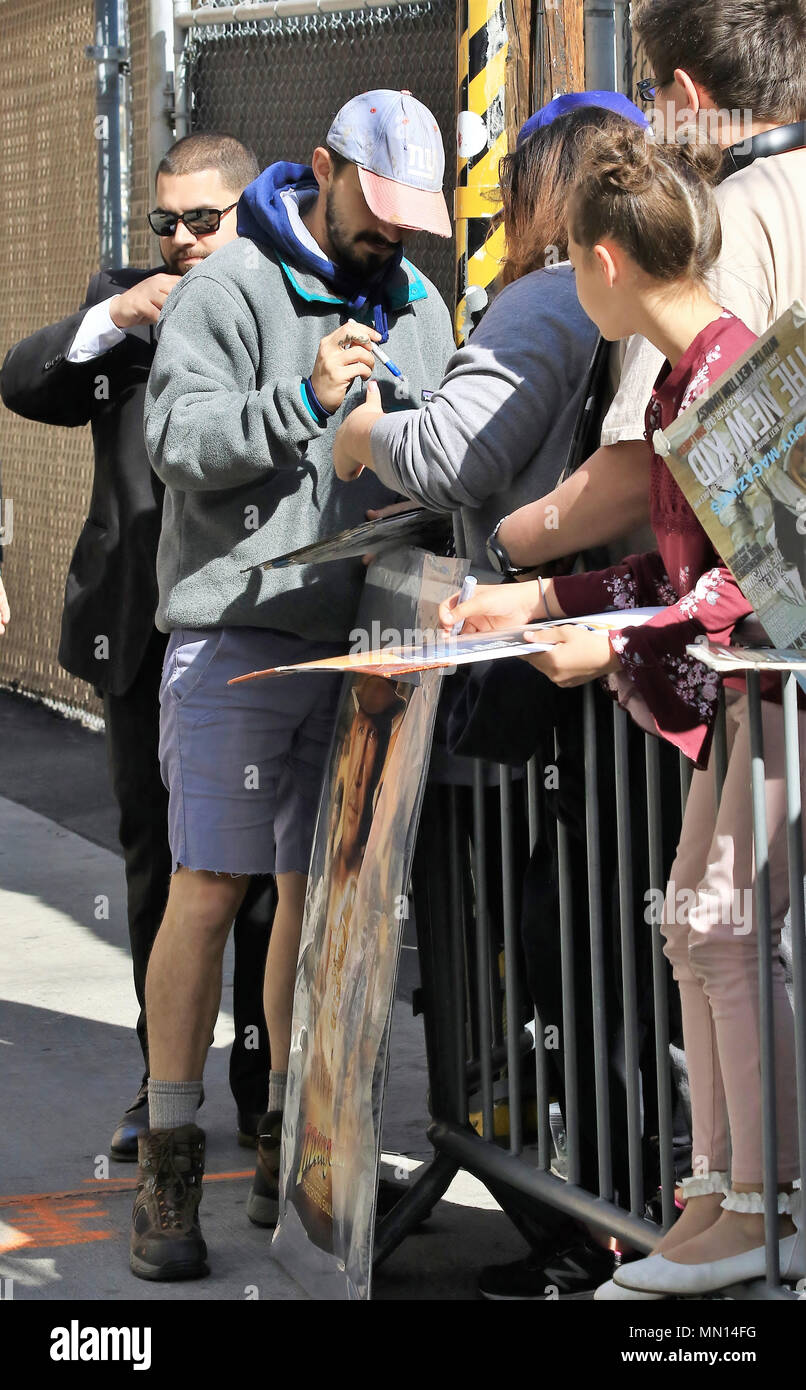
[228,610,662,683]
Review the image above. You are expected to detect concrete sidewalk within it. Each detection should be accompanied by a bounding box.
[0,690,524,1301]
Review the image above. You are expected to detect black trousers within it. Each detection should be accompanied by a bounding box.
[101,625,275,1113]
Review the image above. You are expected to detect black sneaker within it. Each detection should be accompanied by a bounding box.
[129,1124,209,1281]
[478,1238,618,1300]
[246,1110,283,1227]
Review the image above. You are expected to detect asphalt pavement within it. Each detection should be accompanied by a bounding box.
[0,687,525,1302]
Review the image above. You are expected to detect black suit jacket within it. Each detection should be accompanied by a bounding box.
[1,266,165,695]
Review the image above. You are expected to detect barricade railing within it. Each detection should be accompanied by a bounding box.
[375,675,806,1299]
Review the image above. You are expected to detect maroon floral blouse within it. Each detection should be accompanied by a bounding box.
[553,312,757,769]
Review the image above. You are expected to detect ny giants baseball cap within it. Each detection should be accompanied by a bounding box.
[326,89,452,239]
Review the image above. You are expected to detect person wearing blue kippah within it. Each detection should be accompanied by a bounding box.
[332,93,648,565]
[516,89,650,146]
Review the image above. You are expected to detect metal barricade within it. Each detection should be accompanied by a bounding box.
[375,676,806,1299]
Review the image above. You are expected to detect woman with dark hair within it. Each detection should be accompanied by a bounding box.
[332,93,649,562]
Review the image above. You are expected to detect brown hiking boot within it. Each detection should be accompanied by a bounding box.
[246,1110,283,1227]
[129,1123,209,1280]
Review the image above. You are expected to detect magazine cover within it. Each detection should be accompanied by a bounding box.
[269,547,465,1299]
[653,300,806,649]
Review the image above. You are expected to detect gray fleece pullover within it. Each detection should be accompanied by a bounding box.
[144,236,455,642]
[369,264,600,563]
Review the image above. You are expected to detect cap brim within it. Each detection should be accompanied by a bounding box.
[358,166,452,239]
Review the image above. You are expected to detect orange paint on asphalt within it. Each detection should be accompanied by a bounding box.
[0,1170,254,1253]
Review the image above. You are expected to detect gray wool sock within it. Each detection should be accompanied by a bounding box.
[268,1070,287,1114]
[148,1078,203,1131]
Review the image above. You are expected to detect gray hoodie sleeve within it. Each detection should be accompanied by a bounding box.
[369,268,596,511]
[145,275,325,491]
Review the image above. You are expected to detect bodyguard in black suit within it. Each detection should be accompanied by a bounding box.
[0,134,275,1156]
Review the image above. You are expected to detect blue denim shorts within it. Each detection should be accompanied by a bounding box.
[158,627,342,876]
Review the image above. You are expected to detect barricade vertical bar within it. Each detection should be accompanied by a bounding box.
[472,762,495,1142]
[584,684,613,1199]
[448,787,468,1118]
[527,758,551,1169]
[614,707,643,1217]
[500,766,524,1156]
[782,675,806,1202]
[645,733,675,1229]
[747,671,780,1287]
[527,757,539,849]
[712,690,728,810]
[556,732,580,1187]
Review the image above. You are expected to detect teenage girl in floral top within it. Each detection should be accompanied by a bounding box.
[439,119,804,1296]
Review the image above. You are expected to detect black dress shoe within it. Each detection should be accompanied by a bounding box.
[110,1080,150,1162]
[236,1110,262,1149]
[110,1081,206,1161]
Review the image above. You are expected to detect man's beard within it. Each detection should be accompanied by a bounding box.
[325,189,400,281]
[163,245,210,276]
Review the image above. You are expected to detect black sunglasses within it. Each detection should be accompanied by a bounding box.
[637,77,667,103]
[147,202,238,237]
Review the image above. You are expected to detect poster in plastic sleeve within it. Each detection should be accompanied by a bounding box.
[270,547,466,1299]
[653,300,806,650]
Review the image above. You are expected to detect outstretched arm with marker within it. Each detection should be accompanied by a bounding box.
[438,576,621,688]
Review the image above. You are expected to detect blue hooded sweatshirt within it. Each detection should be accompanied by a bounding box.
[237,162,405,343]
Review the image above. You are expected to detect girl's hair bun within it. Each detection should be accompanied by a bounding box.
[569,116,723,284]
[589,126,656,196]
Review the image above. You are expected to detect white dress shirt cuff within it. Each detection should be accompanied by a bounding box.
[66,297,127,362]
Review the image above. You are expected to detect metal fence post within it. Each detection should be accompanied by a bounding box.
[645,733,675,1229]
[583,683,613,1199]
[172,0,192,137]
[583,0,616,91]
[613,706,643,1217]
[150,0,178,175]
[89,0,127,267]
[782,675,806,1209]
[747,672,781,1289]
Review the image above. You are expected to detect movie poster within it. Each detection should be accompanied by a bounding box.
[654,300,806,649]
[269,547,465,1299]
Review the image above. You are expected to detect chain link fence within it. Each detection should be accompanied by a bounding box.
[0,0,100,711]
[0,0,154,714]
[183,1,458,307]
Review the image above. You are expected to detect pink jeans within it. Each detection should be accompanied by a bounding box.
[661,690,803,1184]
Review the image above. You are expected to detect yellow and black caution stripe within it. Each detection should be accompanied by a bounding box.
[454,0,508,344]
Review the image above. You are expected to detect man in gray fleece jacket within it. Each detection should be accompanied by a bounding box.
[134,90,454,1282]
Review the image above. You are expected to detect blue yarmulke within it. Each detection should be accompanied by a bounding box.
[517,91,649,148]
